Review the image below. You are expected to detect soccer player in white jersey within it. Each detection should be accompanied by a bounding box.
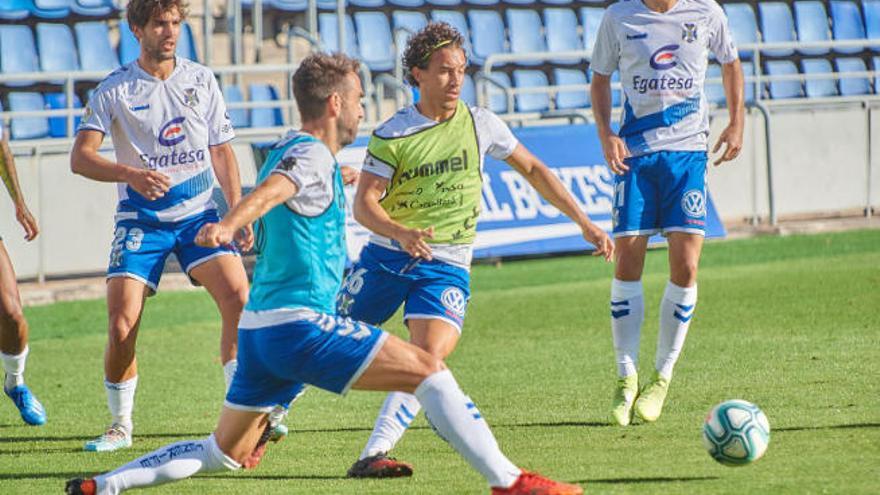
[337,23,613,478]
[590,0,744,425]
[0,125,47,426]
[70,0,251,451]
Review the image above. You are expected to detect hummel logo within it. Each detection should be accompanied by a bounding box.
[626,33,648,40]
[130,104,150,111]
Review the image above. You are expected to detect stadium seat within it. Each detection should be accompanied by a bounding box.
[392,11,428,58]
[540,0,572,5]
[874,56,880,92]
[513,70,550,112]
[388,0,425,8]
[349,0,385,7]
[794,1,832,55]
[758,3,796,57]
[544,8,582,64]
[71,0,117,17]
[723,3,758,60]
[764,60,804,99]
[864,0,880,52]
[580,7,604,56]
[45,92,83,138]
[318,13,358,57]
[249,83,284,128]
[176,21,199,62]
[8,92,49,140]
[75,22,119,75]
[31,0,71,20]
[118,20,199,65]
[37,24,80,78]
[801,59,839,97]
[836,57,872,95]
[426,0,461,6]
[432,11,473,59]
[354,12,395,72]
[0,0,32,21]
[0,26,40,88]
[609,70,621,107]
[742,60,756,102]
[506,10,546,66]
[222,85,249,129]
[830,1,867,54]
[267,0,307,12]
[553,68,589,109]
[483,72,512,113]
[503,0,536,5]
[460,73,476,105]
[468,10,508,66]
[462,0,498,5]
[705,64,725,104]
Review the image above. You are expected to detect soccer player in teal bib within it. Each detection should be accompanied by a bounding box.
[65,53,584,495]
[590,0,745,425]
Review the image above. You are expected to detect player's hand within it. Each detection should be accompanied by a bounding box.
[14,203,38,242]
[127,168,171,200]
[235,223,255,252]
[599,131,631,175]
[341,166,360,185]
[582,222,614,262]
[195,222,234,248]
[396,226,434,260]
[712,123,743,166]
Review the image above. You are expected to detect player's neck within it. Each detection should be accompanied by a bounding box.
[301,122,340,154]
[137,55,176,80]
[416,99,456,123]
[642,0,679,13]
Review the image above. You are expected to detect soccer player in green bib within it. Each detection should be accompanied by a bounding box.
[340,23,614,478]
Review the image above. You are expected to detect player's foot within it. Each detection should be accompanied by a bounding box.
[347,452,414,478]
[611,374,638,426]
[64,478,96,495]
[491,471,583,495]
[633,371,670,423]
[268,404,289,442]
[84,423,132,452]
[4,383,47,426]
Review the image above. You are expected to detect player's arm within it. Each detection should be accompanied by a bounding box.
[195,174,297,248]
[0,134,38,241]
[70,130,171,200]
[505,145,613,261]
[209,142,253,250]
[353,171,434,260]
[713,60,745,166]
[590,74,629,175]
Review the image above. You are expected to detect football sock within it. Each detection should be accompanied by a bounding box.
[656,281,698,380]
[414,370,521,489]
[610,279,644,378]
[1,345,27,390]
[360,391,422,459]
[105,376,137,432]
[94,434,239,494]
[223,359,237,392]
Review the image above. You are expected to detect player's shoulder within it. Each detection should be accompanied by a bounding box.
[605,0,643,18]
[372,106,434,140]
[688,0,727,18]
[277,132,334,166]
[175,58,217,87]
[92,61,138,96]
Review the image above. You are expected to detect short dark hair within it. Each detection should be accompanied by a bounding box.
[402,22,466,87]
[293,52,361,121]
[126,0,189,29]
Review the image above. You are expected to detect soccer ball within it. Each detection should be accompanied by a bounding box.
[702,399,770,466]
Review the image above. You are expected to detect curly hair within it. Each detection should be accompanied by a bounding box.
[126,0,189,29]
[293,52,361,121]
[402,22,466,87]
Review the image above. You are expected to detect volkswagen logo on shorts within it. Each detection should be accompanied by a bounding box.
[158,116,186,146]
[681,189,706,218]
[650,44,680,70]
[441,287,466,317]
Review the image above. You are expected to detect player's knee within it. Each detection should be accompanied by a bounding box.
[0,300,26,330]
[671,261,699,286]
[217,287,248,315]
[107,314,138,351]
[416,353,447,379]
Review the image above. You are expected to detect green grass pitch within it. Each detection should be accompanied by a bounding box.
[2,229,878,494]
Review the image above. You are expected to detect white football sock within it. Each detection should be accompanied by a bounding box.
[414,370,521,489]
[610,279,644,378]
[105,376,137,432]
[360,391,422,459]
[94,434,239,495]
[1,345,27,390]
[223,359,238,392]
[656,281,698,380]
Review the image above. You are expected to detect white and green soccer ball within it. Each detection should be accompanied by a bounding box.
[702,399,770,466]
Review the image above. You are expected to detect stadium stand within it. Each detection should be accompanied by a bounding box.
[506,9,547,66]
[765,60,805,99]
[0,0,32,21]
[354,12,395,71]
[723,3,759,60]
[74,22,120,74]
[318,13,358,56]
[794,1,833,55]
[758,2,796,57]
[248,83,285,128]
[223,85,250,129]
[553,68,589,109]
[8,92,49,140]
[45,92,82,137]
[544,8,582,64]
[70,0,119,18]
[836,57,872,95]
[801,58,839,97]
[0,25,40,87]
[37,23,80,78]
[830,0,866,54]
[513,69,551,111]
[31,0,71,20]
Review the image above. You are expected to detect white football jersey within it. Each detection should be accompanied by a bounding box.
[79,57,235,223]
[591,0,738,156]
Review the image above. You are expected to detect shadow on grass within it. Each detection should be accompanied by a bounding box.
[202,474,349,481]
[290,420,611,435]
[0,472,86,481]
[775,422,880,433]
[581,476,719,484]
[0,432,210,443]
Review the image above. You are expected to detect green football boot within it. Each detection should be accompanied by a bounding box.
[611,374,639,426]
[633,372,670,423]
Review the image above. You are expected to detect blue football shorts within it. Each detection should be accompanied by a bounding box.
[106,209,237,293]
[612,150,708,238]
[336,243,471,332]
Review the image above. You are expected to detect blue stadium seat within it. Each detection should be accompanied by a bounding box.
[249,84,284,128]
[506,10,546,66]
[553,68,588,109]
[464,0,499,6]
[0,0,32,21]
[37,24,80,77]
[800,59,839,97]
[388,0,424,7]
[31,0,71,19]
[545,8,582,63]
[580,7,604,56]
[392,11,428,58]
[758,3,796,57]
[119,20,199,65]
[222,85,249,129]
[461,74,476,105]
[864,0,880,52]
[0,26,39,88]
[513,70,550,112]
[45,92,83,137]
[723,3,758,60]
[319,13,358,57]
[742,60,756,102]
[432,11,472,58]
[75,22,120,74]
[71,0,117,17]
[316,0,340,10]
[349,0,385,7]
[268,0,307,12]
[764,61,804,99]
[836,57,872,95]
[8,92,49,140]
[608,71,621,107]
[354,12,395,72]
[503,0,536,5]
[468,10,507,66]
[484,72,512,113]
[704,64,725,104]
[540,0,572,5]
[874,56,880,92]
[794,1,832,55]
[426,0,461,6]
[830,1,867,54]
[176,21,199,62]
